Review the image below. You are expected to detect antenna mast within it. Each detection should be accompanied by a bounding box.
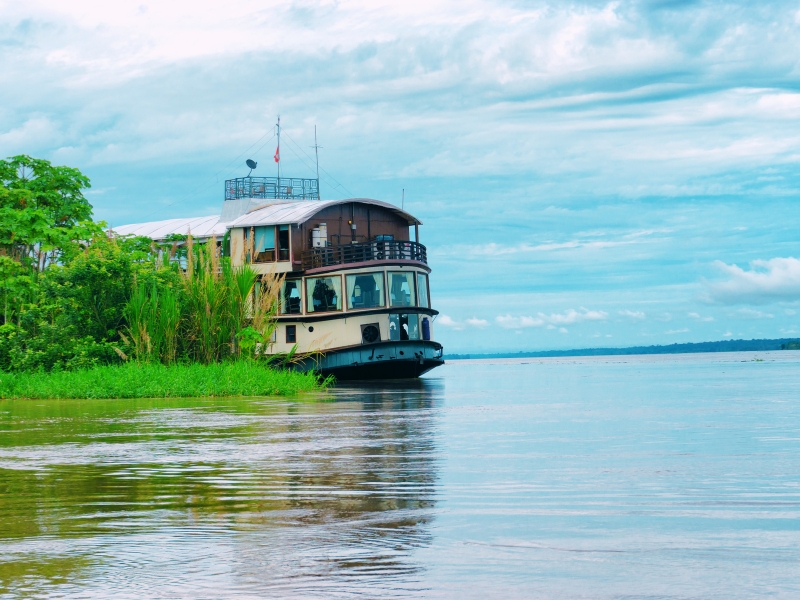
[402,188,405,211]
[276,115,281,181]
[314,126,320,181]
[312,126,324,200]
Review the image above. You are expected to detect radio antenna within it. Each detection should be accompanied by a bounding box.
[276,115,281,181]
[402,188,405,211]
[312,125,323,200]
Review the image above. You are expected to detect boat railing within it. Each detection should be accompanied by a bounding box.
[225,176,320,201]
[301,240,427,271]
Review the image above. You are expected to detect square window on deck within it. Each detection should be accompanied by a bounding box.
[347,272,385,310]
[253,226,275,262]
[306,276,342,313]
[280,279,302,314]
[389,272,416,307]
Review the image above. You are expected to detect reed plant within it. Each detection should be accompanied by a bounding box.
[124,234,284,365]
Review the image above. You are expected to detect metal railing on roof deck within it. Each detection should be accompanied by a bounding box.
[225,177,320,201]
[301,240,427,271]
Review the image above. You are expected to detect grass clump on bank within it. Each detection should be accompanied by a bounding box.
[0,361,326,400]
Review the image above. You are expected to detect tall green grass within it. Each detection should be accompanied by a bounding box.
[0,362,325,399]
[124,235,281,365]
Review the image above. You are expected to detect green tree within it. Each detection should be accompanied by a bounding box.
[0,155,92,272]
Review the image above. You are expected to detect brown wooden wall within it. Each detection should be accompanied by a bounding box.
[294,203,411,257]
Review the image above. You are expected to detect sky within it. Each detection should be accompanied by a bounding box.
[1,0,799,352]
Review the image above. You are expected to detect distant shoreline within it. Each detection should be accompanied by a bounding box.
[445,338,800,360]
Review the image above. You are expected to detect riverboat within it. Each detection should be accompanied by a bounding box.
[113,175,444,380]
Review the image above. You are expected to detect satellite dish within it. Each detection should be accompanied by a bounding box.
[246,159,257,177]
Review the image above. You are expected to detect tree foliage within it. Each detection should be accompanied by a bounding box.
[0,155,284,373]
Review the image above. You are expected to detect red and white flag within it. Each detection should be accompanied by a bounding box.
[274,146,280,163]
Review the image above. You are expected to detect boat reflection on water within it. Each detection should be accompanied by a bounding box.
[0,380,443,597]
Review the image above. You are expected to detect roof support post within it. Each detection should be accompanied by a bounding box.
[415,224,419,244]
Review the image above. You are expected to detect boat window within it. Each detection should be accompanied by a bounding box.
[347,272,385,310]
[280,279,302,315]
[253,226,275,262]
[306,276,342,313]
[389,314,420,341]
[417,273,430,308]
[389,272,416,307]
[278,225,290,261]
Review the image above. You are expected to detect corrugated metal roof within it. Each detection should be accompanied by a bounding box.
[109,199,420,242]
[229,198,421,227]
[111,215,226,241]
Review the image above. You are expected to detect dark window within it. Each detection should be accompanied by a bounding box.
[278,225,290,261]
[347,272,385,310]
[389,272,415,307]
[389,314,419,341]
[280,280,302,315]
[305,276,342,313]
[285,325,296,343]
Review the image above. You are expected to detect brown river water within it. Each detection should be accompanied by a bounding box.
[1,352,799,598]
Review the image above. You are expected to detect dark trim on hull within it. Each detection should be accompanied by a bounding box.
[294,340,444,381]
[321,358,443,381]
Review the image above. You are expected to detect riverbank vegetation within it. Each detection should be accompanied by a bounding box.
[0,362,322,399]
[0,155,323,398]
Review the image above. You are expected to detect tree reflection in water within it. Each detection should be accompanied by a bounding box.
[0,379,443,597]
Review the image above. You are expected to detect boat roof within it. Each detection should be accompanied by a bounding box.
[111,215,226,241]
[229,198,421,228]
[110,198,420,242]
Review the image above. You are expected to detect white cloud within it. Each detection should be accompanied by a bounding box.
[496,308,607,330]
[666,328,689,334]
[437,315,490,330]
[707,257,800,304]
[436,314,464,330]
[735,308,774,319]
[688,312,714,322]
[548,308,608,325]
[723,331,733,337]
[466,317,489,328]
[496,315,545,329]
[619,309,646,320]
[470,239,633,257]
